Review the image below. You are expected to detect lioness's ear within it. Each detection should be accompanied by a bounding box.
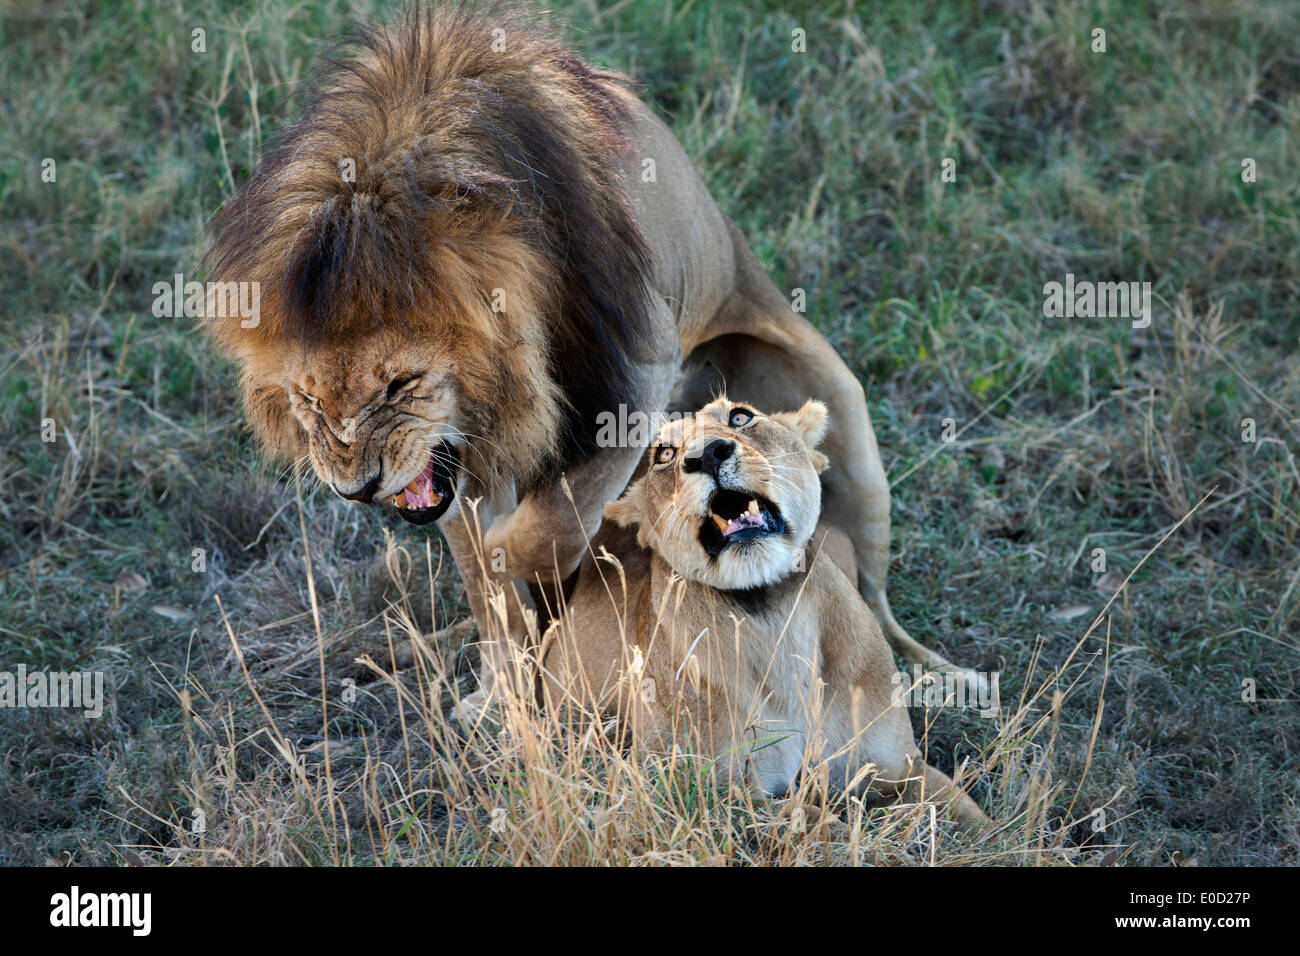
[793,399,829,448]
[604,479,646,538]
[772,400,829,450]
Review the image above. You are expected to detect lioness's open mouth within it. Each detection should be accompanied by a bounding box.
[388,441,459,525]
[699,487,785,556]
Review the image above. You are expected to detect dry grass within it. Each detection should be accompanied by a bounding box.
[118,510,1150,867]
[2,0,1298,865]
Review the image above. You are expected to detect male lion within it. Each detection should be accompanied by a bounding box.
[541,397,986,824]
[204,3,965,700]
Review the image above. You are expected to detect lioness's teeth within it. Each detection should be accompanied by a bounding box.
[394,492,408,509]
[747,499,759,516]
[406,480,420,494]
[712,514,728,533]
[428,491,443,507]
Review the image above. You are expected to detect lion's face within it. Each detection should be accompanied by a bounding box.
[284,329,469,524]
[606,397,830,590]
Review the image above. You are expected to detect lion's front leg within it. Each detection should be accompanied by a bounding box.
[453,445,643,720]
[481,445,644,588]
[438,489,542,719]
[483,292,681,589]
[461,293,679,710]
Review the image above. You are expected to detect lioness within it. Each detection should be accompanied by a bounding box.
[542,397,986,824]
[204,3,968,700]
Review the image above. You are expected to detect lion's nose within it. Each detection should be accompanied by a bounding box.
[683,439,735,478]
[335,472,382,503]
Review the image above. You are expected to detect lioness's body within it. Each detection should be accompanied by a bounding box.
[543,523,865,795]
[543,399,985,823]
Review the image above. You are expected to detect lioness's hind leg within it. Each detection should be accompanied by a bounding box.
[858,572,972,674]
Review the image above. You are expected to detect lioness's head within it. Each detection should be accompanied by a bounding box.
[606,397,830,590]
[203,6,651,525]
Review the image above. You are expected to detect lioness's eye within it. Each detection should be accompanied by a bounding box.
[386,373,421,400]
[728,407,755,427]
[654,445,677,465]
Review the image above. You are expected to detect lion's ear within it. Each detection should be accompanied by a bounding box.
[604,479,647,541]
[772,400,829,452]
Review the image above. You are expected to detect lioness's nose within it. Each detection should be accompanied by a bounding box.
[335,472,382,503]
[683,439,735,478]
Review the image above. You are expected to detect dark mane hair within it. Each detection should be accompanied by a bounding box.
[206,1,652,472]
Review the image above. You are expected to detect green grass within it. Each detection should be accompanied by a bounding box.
[1,0,1297,864]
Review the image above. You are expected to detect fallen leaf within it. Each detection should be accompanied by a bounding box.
[115,848,147,867]
[1048,605,1091,622]
[115,571,149,592]
[301,739,349,753]
[1094,848,1121,867]
[150,605,191,621]
[1093,571,1125,592]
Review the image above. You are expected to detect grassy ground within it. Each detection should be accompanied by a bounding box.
[1,0,1297,865]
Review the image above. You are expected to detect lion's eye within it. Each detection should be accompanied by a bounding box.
[386,373,421,400]
[728,407,755,428]
[654,445,677,465]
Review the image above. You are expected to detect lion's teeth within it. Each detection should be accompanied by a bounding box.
[712,514,729,533]
[747,499,759,515]
[406,480,420,494]
[394,492,408,509]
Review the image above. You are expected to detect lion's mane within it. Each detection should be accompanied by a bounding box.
[205,2,651,483]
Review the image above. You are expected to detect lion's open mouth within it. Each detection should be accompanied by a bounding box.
[388,441,459,525]
[699,488,785,557]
